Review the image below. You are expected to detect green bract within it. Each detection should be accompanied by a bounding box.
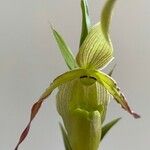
[15,0,140,150]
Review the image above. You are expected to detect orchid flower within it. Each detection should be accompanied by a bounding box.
[15,0,140,150]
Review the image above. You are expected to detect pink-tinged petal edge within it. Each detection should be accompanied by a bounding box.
[119,96,140,119]
[14,98,44,150]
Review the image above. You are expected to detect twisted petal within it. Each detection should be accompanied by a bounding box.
[15,69,86,150]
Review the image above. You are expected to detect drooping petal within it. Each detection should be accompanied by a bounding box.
[79,0,91,46]
[52,27,78,70]
[91,70,140,118]
[15,69,86,150]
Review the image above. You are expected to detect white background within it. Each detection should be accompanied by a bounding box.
[0,0,149,149]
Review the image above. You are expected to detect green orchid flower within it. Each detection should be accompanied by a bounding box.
[15,0,140,150]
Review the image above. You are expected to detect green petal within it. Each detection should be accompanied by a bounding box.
[79,0,91,46]
[15,69,86,150]
[101,117,121,140]
[41,69,86,99]
[101,0,117,41]
[59,123,72,150]
[76,23,114,69]
[91,70,140,119]
[52,27,78,70]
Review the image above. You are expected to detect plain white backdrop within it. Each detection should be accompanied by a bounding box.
[0,0,149,149]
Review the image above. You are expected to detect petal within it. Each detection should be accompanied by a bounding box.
[15,69,86,150]
[91,70,140,119]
